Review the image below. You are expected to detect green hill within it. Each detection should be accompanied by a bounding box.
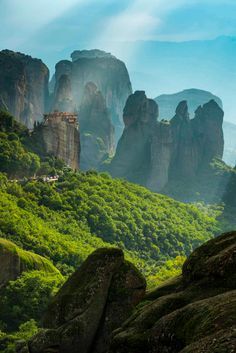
[0,171,220,275]
[0,111,222,340]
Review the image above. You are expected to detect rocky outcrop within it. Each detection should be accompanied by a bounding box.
[79,82,115,170]
[22,248,146,353]
[110,91,224,198]
[52,50,132,142]
[155,88,236,167]
[39,112,80,170]
[0,50,49,128]
[0,238,60,288]
[18,232,236,353]
[109,231,236,353]
[110,91,158,186]
[38,111,80,170]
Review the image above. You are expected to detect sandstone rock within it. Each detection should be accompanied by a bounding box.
[109,232,236,353]
[111,92,224,198]
[39,112,80,170]
[25,248,146,353]
[52,50,132,142]
[79,82,114,170]
[0,50,49,128]
[110,91,158,186]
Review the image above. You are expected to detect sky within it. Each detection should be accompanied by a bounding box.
[1,0,236,122]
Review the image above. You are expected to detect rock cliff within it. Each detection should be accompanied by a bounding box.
[0,50,49,128]
[22,248,146,353]
[39,112,80,170]
[19,231,236,353]
[51,50,132,142]
[110,91,224,199]
[110,91,158,185]
[79,82,115,170]
[155,88,236,166]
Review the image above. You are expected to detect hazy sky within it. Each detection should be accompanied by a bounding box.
[1,0,236,121]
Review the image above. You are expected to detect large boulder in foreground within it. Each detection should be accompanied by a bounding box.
[25,248,146,353]
[109,231,236,353]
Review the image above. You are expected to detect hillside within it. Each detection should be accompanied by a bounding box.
[0,111,224,346]
[0,171,219,274]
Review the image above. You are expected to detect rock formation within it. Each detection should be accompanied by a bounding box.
[21,248,146,353]
[0,50,49,128]
[79,82,115,170]
[51,50,132,142]
[110,91,158,185]
[18,232,236,353]
[110,91,224,198]
[40,111,80,170]
[109,231,236,353]
[155,88,236,167]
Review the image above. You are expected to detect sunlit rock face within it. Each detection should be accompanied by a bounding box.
[110,91,224,195]
[52,50,132,142]
[41,112,80,170]
[79,82,115,170]
[0,50,49,128]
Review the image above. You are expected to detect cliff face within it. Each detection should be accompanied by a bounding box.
[79,82,114,170]
[110,91,224,198]
[0,50,49,128]
[40,113,80,170]
[110,91,158,185]
[52,50,132,142]
[155,88,236,166]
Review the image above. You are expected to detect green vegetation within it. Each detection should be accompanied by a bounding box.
[0,112,223,349]
[0,171,220,273]
[0,238,61,274]
[0,271,64,331]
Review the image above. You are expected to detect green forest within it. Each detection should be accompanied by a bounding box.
[0,111,227,351]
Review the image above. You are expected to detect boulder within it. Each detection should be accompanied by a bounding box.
[24,248,146,353]
[109,231,236,353]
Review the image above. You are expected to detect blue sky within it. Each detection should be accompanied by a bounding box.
[1,0,236,122]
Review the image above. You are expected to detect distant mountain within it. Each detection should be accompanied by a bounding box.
[126,36,236,125]
[155,89,223,119]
